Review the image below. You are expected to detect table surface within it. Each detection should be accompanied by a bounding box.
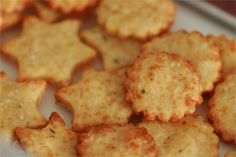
[0,1,235,157]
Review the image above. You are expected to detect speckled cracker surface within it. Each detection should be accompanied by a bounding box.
[0,71,47,142]
[139,115,219,157]
[207,35,236,76]
[1,17,96,87]
[49,0,97,13]
[81,26,142,70]
[56,68,132,130]
[77,124,157,157]
[126,52,203,122]
[15,112,78,157]
[225,151,236,157]
[209,74,236,143]
[143,31,221,92]
[96,0,175,40]
[33,1,61,22]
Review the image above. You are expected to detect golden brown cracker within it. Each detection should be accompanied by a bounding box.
[0,12,21,30]
[207,35,236,76]
[48,0,98,13]
[225,151,236,157]
[209,74,236,143]
[15,112,78,157]
[96,0,175,40]
[143,30,221,92]
[0,71,47,142]
[33,1,61,22]
[126,52,203,122]
[77,124,157,157]
[56,68,132,130]
[1,17,96,87]
[0,0,29,13]
[139,115,219,157]
[81,26,142,70]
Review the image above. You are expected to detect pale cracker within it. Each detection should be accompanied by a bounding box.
[56,68,132,130]
[81,26,142,70]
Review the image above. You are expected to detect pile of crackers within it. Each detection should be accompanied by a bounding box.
[0,0,235,157]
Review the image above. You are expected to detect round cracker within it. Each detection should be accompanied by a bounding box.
[125,52,203,122]
[208,74,236,143]
[143,30,221,92]
[207,35,236,77]
[77,124,157,157]
[96,0,175,40]
[48,0,97,13]
[139,115,219,157]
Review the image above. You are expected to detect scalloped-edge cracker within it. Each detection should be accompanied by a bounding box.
[143,30,221,92]
[15,112,78,157]
[139,115,219,157]
[0,71,47,142]
[1,17,96,87]
[126,52,203,122]
[96,0,175,40]
[56,68,132,130]
[207,35,236,76]
[81,26,142,70]
[77,124,157,157]
[208,74,236,143]
[48,0,97,13]
[225,151,236,157]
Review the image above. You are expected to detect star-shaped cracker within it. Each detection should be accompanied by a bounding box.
[81,26,142,70]
[0,71,47,142]
[1,17,96,87]
[15,112,79,157]
[56,68,132,130]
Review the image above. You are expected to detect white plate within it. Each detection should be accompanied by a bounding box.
[0,1,235,157]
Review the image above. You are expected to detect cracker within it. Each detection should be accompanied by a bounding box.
[0,0,29,14]
[0,12,20,30]
[1,17,96,87]
[77,124,157,157]
[139,115,219,157]
[81,26,142,70]
[15,112,78,157]
[125,52,203,122]
[207,35,236,76]
[0,71,47,142]
[225,151,236,157]
[143,30,221,92]
[33,1,61,22]
[0,0,29,30]
[56,68,132,130]
[48,0,97,13]
[208,74,236,143]
[96,0,175,40]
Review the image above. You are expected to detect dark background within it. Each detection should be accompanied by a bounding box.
[206,0,236,16]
